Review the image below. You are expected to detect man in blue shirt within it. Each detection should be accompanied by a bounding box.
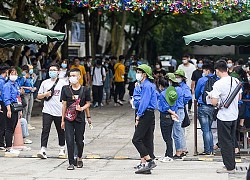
[132,64,157,174]
[195,62,216,155]
[0,66,9,151]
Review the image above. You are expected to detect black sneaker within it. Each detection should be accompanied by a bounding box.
[67,164,75,170]
[77,160,83,168]
[173,154,183,160]
[146,160,157,170]
[135,161,157,174]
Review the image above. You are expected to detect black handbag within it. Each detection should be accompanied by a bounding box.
[44,78,59,101]
[11,103,23,112]
[181,108,190,128]
[20,95,27,108]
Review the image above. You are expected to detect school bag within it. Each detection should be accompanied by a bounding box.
[202,75,217,104]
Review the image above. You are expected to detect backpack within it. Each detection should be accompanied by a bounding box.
[92,66,104,81]
[202,75,217,104]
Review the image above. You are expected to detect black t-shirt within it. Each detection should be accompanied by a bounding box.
[84,64,90,73]
[191,69,203,86]
[153,69,166,76]
[61,85,91,122]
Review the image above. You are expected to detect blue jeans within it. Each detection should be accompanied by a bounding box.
[198,105,215,153]
[20,118,29,138]
[173,109,185,151]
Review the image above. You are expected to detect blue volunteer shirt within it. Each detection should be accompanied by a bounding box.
[133,79,157,117]
[3,80,20,106]
[195,74,214,105]
[17,77,34,93]
[175,86,184,109]
[179,82,192,105]
[0,75,6,102]
[158,88,176,113]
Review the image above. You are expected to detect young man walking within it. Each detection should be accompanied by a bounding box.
[37,64,67,159]
[210,60,241,174]
[114,55,125,106]
[132,64,157,174]
[61,68,91,170]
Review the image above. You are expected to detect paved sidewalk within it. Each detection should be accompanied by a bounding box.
[0,101,249,179]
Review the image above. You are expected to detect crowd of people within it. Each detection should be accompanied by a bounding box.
[0,46,250,174]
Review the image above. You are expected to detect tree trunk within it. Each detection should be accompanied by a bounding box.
[90,11,98,60]
[116,11,127,57]
[83,9,90,57]
[111,12,117,56]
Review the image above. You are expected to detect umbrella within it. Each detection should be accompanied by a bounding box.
[0,16,65,47]
[183,19,250,46]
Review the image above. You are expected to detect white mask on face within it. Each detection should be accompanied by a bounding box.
[182,60,188,64]
[136,73,143,82]
[69,76,78,84]
[156,65,160,69]
[9,75,18,82]
[176,78,182,83]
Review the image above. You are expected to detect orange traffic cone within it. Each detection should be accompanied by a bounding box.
[12,118,25,150]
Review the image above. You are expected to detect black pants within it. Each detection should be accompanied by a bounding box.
[92,85,103,104]
[114,82,125,103]
[5,107,18,148]
[160,112,174,158]
[41,113,65,148]
[0,101,6,147]
[128,81,136,97]
[65,120,85,165]
[217,119,237,170]
[132,110,155,158]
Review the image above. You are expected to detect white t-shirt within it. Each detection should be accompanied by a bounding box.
[91,66,106,86]
[178,63,196,88]
[38,78,67,117]
[211,76,241,121]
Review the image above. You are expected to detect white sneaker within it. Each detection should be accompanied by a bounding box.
[5,149,20,155]
[0,147,6,152]
[28,124,36,130]
[117,100,123,106]
[59,147,65,156]
[100,103,104,107]
[37,150,47,159]
[114,103,117,107]
[160,156,174,162]
[24,138,33,144]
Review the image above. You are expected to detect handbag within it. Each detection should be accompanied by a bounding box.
[65,86,85,122]
[11,103,23,112]
[20,95,27,108]
[181,108,190,128]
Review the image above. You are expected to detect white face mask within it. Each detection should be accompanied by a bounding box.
[248,77,250,82]
[182,60,188,64]
[176,78,182,83]
[156,65,160,69]
[69,76,78,84]
[136,73,143,82]
[9,75,18,82]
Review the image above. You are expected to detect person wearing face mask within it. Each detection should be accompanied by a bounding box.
[166,73,186,160]
[132,64,157,174]
[0,65,9,151]
[195,62,217,156]
[61,68,91,170]
[91,59,106,108]
[36,64,67,159]
[191,59,203,94]
[70,57,87,86]
[157,76,179,163]
[18,65,37,131]
[174,69,192,157]
[153,61,166,79]
[227,58,235,75]
[178,54,196,113]
[59,59,69,84]
[2,67,23,154]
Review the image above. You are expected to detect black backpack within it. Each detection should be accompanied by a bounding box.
[202,75,217,104]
